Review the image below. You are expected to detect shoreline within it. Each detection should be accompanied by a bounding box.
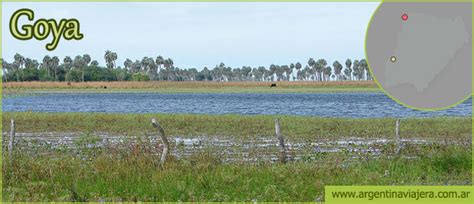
[2,81,380,93]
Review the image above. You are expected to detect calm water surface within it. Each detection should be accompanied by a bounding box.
[2,92,471,118]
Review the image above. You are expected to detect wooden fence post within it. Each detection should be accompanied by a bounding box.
[395,119,402,154]
[275,118,286,163]
[8,118,16,162]
[151,118,169,167]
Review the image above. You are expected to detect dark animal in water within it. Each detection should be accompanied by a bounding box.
[270,83,277,87]
[103,86,107,89]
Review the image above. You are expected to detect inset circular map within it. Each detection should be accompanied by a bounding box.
[366,2,472,110]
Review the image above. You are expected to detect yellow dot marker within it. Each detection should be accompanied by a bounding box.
[390,56,397,62]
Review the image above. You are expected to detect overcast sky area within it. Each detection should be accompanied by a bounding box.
[2,2,378,69]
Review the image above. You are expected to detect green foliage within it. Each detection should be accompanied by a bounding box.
[132,73,150,81]
[22,67,39,81]
[65,69,83,82]
[2,144,471,201]
[38,69,54,81]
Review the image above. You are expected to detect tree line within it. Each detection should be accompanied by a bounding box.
[1,51,373,82]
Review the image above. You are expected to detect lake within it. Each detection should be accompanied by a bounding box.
[2,92,471,118]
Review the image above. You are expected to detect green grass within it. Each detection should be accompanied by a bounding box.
[2,112,471,201]
[2,112,470,140]
[3,144,471,202]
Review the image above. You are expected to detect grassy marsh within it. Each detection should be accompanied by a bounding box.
[2,144,471,202]
[1,113,471,201]
[2,112,470,140]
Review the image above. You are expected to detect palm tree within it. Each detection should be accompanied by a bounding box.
[224,66,232,82]
[63,56,73,69]
[307,58,315,81]
[83,54,91,66]
[359,59,370,80]
[140,57,150,74]
[1,58,6,82]
[104,50,112,69]
[275,65,285,81]
[1,58,10,82]
[73,55,86,82]
[147,58,158,80]
[104,50,117,70]
[315,59,327,81]
[167,58,174,69]
[295,62,302,81]
[14,53,25,69]
[214,62,225,81]
[202,67,211,81]
[63,56,73,81]
[344,59,352,81]
[289,63,295,81]
[155,56,164,80]
[269,64,277,81]
[241,66,252,81]
[256,66,266,81]
[283,65,292,81]
[124,58,133,72]
[24,58,38,69]
[51,56,60,81]
[42,55,51,78]
[323,66,332,81]
[132,60,141,74]
[303,65,311,81]
[352,60,360,80]
[163,58,174,80]
[91,60,99,66]
[333,60,343,81]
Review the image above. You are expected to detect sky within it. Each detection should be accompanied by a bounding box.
[2,2,378,69]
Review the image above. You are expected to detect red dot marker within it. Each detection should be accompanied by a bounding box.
[401,14,408,21]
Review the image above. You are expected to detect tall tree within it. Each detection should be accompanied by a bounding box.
[51,56,60,81]
[42,55,51,79]
[269,64,277,81]
[295,62,302,80]
[25,58,39,69]
[155,56,164,80]
[323,66,332,81]
[333,60,343,81]
[104,50,118,69]
[124,58,133,72]
[83,54,91,66]
[303,65,311,81]
[344,59,352,81]
[63,56,73,70]
[315,59,327,81]
[307,58,316,81]
[90,60,99,66]
[256,66,266,81]
[359,59,370,80]
[352,60,360,80]
[283,65,292,81]
[1,58,10,82]
[73,55,86,82]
